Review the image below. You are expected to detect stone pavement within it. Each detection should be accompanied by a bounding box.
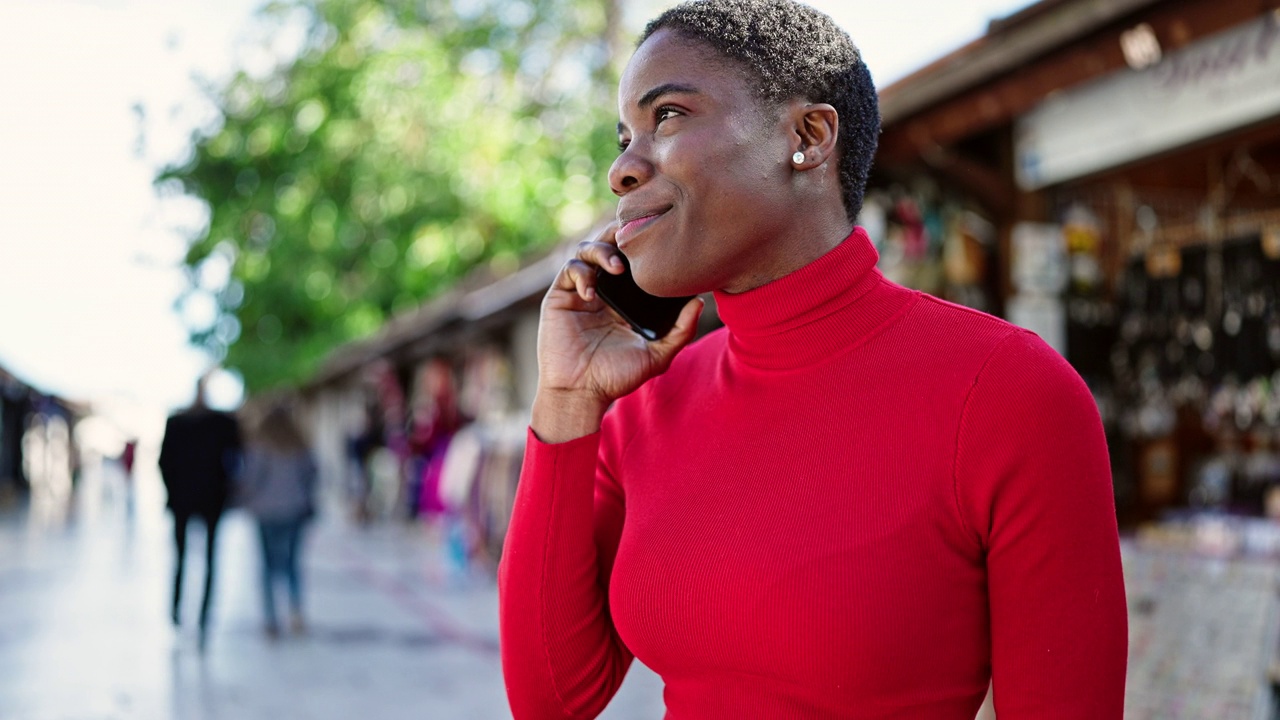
[0,464,663,720]
[1122,538,1280,720]
[4,461,1280,719]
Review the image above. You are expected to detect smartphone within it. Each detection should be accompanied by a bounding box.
[594,254,696,341]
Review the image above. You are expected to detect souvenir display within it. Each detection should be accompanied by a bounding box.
[860,185,995,312]
[1064,190,1280,517]
[344,348,530,572]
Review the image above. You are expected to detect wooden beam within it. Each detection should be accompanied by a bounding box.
[879,0,1163,124]
[917,147,1017,217]
[878,0,1273,165]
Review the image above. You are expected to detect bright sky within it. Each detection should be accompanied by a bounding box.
[0,0,1031,439]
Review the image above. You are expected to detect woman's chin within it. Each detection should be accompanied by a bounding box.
[631,266,701,298]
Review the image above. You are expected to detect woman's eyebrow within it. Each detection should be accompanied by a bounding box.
[636,82,700,109]
[618,83,702,133]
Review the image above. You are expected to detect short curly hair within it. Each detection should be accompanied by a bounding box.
[640,0,880,222]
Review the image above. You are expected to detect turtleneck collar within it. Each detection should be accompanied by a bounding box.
[713,227,918,371]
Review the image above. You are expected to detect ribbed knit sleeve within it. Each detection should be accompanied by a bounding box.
[955,330,1128,718]
[498,427,634,720]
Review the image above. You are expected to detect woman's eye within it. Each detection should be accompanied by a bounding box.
[656,106,680,123]
[617,139,629,153]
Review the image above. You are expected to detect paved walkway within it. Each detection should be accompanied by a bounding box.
[0,463,663,720]
[4,462,1280,719]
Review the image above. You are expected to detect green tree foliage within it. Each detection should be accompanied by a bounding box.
[161,0,623,392]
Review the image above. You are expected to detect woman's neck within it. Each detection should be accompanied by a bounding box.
[719,209,854,295]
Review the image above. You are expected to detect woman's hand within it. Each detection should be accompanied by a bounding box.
[531,223,704,443]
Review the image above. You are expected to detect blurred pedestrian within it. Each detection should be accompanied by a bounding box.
[409,359,464,519]
[345,402,382,525]
[158,376,242,647]
[120,438,138,520]
[239,404,317,639]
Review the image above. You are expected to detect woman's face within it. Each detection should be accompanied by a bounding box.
[611,29,798,296]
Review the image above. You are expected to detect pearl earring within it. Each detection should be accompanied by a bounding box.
[792,151,805,164]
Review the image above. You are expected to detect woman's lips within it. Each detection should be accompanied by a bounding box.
[616,209,669,248]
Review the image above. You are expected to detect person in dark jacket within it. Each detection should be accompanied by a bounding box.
[158,376,242,646]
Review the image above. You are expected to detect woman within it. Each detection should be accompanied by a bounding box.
[240,405,317,638]
[499,1,1127,718]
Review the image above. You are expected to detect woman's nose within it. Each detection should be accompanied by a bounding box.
[608,144,654,197]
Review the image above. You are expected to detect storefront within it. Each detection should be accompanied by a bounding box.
[299,242,573,569]
[0,363,81,505]
[0,373,33,500]
[300,225,726,564]
[872,0,1280,524]
[1019,9,1280,522]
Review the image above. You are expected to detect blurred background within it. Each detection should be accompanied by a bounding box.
[1,0,1279,718]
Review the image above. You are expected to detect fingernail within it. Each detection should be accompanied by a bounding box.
[584,288,595,300]
[610,256,623,270]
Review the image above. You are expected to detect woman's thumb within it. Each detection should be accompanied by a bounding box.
[650,297,705,364]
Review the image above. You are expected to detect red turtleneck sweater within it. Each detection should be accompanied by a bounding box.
[499,228,1127,719]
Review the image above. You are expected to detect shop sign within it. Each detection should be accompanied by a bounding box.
[1007,222,1068,355]
[1007,293,1067,355]
[1016,11,1280,190]
[1011,222,1067,295]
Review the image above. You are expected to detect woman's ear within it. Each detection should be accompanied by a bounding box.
[788,101,839,170]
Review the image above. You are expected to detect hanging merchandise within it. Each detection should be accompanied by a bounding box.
[894,195,928,261]
[1143,244,1182,280]
[942,210,994,311]
[473,420,526,565]
[1263,224,1280,260]
[428,348,531,571]
[408,358,464,518]
[858,193,887,249]
[1109,222,1280,518]
[862,185,995,312]
[459,349,515,423]
[359,360,416,519]
[1062,204,1118,385]
[1064,204,1104,294]
[439,422,484,511]
[1138,438,1180,507]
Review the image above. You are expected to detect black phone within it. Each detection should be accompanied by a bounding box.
[594,254,696,341]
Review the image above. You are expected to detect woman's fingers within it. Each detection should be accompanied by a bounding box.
[575,243,625,276]
[575,225,625,275]
[553,258,600,302]
[552,224,625,303]
[650,296,705,362]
